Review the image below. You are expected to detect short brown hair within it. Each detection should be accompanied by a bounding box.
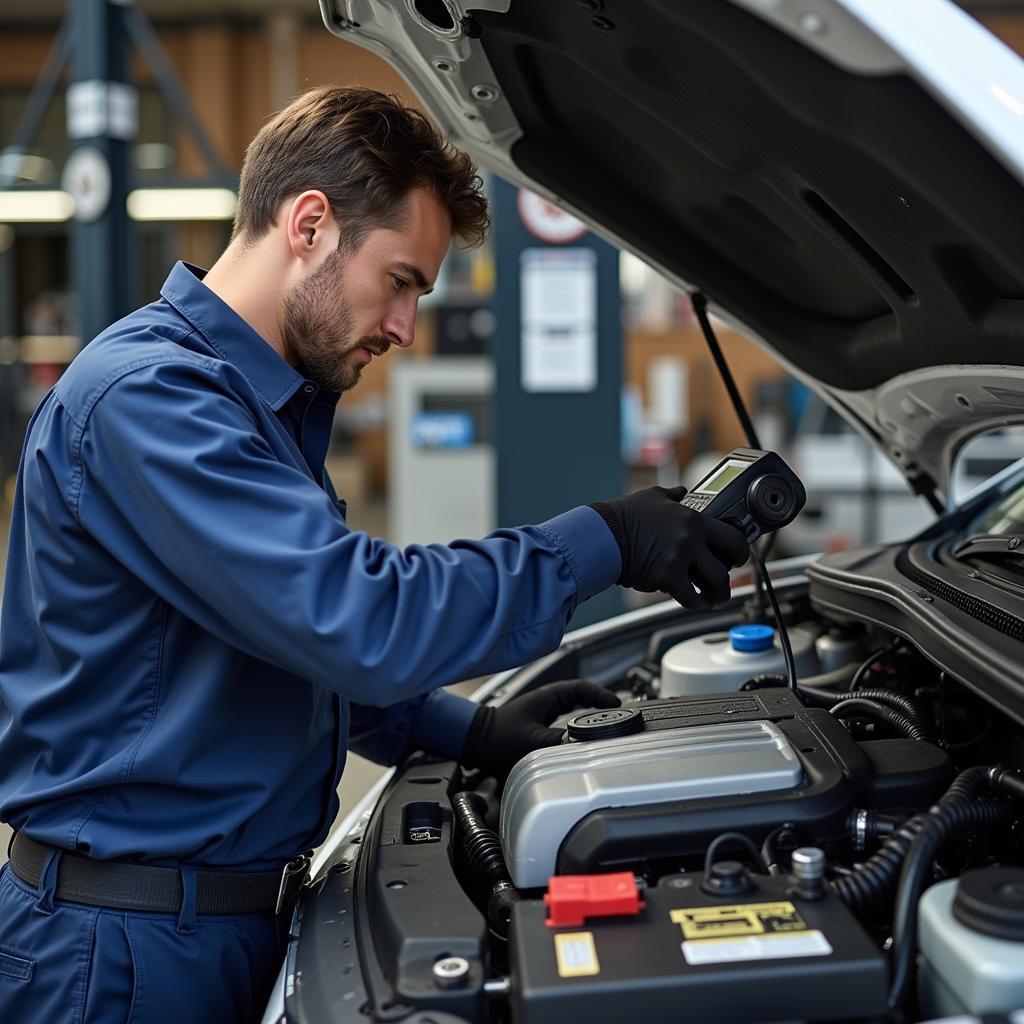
[233,86,490,250]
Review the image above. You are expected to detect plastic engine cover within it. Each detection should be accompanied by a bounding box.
[500,720,802,889]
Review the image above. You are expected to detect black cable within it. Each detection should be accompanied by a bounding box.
[848,639,902,692]
[704,831,769,875]
[761,823,799,876]
[746,554,769,621]
[750,546,797,690]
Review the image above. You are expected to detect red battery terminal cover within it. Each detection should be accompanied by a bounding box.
[544,872,645,927]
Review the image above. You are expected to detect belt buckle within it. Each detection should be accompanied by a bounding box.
[275,853,312,916]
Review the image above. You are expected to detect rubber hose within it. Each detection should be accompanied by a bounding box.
[845,689,925,723]
[880,709,931,743]
[745,661,859,695]
[887,766,1009,1010]
[743,673,787,691]
[452,791,509,889]
[831,767,1003,917]
[797,683,851,707]
[796,662,860,691]
[487,882,521,938]
[830,814,927,915]
[847,808,903,851]
[991,766,1024,802]
[829,697,931,742]
[801,684,927,726]
[872,814,900,838]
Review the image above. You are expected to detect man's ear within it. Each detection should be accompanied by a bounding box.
[284,191,339,261]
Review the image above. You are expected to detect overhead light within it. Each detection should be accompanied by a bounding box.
[127,187,237,221]
[0,187,238,223]
[0,190,74,222]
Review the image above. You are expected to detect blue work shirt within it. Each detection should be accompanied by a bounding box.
[0,261,620,870]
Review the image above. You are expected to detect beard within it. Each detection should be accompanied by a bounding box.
[281,248,391,394]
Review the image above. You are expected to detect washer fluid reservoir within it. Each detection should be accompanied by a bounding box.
[660,624,819,696]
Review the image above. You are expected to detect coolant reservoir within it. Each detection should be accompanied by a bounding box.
[918,869,1024,1017]
[660,624,819,696]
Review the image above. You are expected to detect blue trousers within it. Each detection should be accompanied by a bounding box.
[0,862,288,1023]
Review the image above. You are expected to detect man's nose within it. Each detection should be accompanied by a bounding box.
[382,304,417,348]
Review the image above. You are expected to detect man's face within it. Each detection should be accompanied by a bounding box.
[281,187,452,393]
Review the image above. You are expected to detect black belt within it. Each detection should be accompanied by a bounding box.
[8,833,311,916]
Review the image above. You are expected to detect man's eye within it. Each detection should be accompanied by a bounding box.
[391,275,408,292]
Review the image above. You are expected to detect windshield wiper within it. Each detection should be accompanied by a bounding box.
[952,533,1024,560]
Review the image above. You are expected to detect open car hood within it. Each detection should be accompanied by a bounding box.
[319,0,1024,500]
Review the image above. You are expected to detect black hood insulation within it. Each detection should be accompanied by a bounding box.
[472,0,1024,390]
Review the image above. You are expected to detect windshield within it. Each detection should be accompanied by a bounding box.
[970,478,1024,537]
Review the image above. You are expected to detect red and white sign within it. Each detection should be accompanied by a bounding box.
[517,189,588,244]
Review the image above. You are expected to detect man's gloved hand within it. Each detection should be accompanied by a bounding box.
[461,680,620,777]
[591,485,749,609]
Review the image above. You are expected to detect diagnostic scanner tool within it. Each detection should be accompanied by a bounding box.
[682,447,805,543]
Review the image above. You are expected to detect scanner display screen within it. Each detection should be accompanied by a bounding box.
[698,459,750,495]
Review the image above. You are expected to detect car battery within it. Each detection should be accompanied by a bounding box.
[509,868,888,1024]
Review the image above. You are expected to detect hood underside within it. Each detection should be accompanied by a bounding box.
[321,0,1024,497]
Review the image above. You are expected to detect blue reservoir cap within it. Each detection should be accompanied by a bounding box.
[730,624,776,653]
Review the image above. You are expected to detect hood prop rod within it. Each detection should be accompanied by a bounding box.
[690,292,797,691]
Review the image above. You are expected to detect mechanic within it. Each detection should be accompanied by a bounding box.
[0,86,748,1023]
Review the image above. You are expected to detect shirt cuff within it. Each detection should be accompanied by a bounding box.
[408,689,480,760]
[535,505,622,602]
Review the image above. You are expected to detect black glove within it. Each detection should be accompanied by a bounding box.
[591,485,749,609]
[461,680,621,776]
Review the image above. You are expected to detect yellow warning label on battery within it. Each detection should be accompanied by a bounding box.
[554,931,601,978]
[670,901,808,940]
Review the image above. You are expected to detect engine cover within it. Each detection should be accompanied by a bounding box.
[501,688,944,889]
[501,720,803,888]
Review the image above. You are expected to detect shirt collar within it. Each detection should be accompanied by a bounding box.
[160,260,305,412]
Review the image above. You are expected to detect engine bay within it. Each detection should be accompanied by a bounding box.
[287,565,1024,1024]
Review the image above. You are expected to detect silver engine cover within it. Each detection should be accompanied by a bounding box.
[499,720,802,889]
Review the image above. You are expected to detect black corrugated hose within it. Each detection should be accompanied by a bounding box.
[452,791,521,938]
[801,684,930,730]
[829,697,933,743]
[886,766,1021,1011]
[830,813,928,915]
[830,766,1021,927]
[452,791,508,888]
[743,675,937,743]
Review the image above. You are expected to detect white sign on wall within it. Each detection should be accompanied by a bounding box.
[520,247,597,393]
